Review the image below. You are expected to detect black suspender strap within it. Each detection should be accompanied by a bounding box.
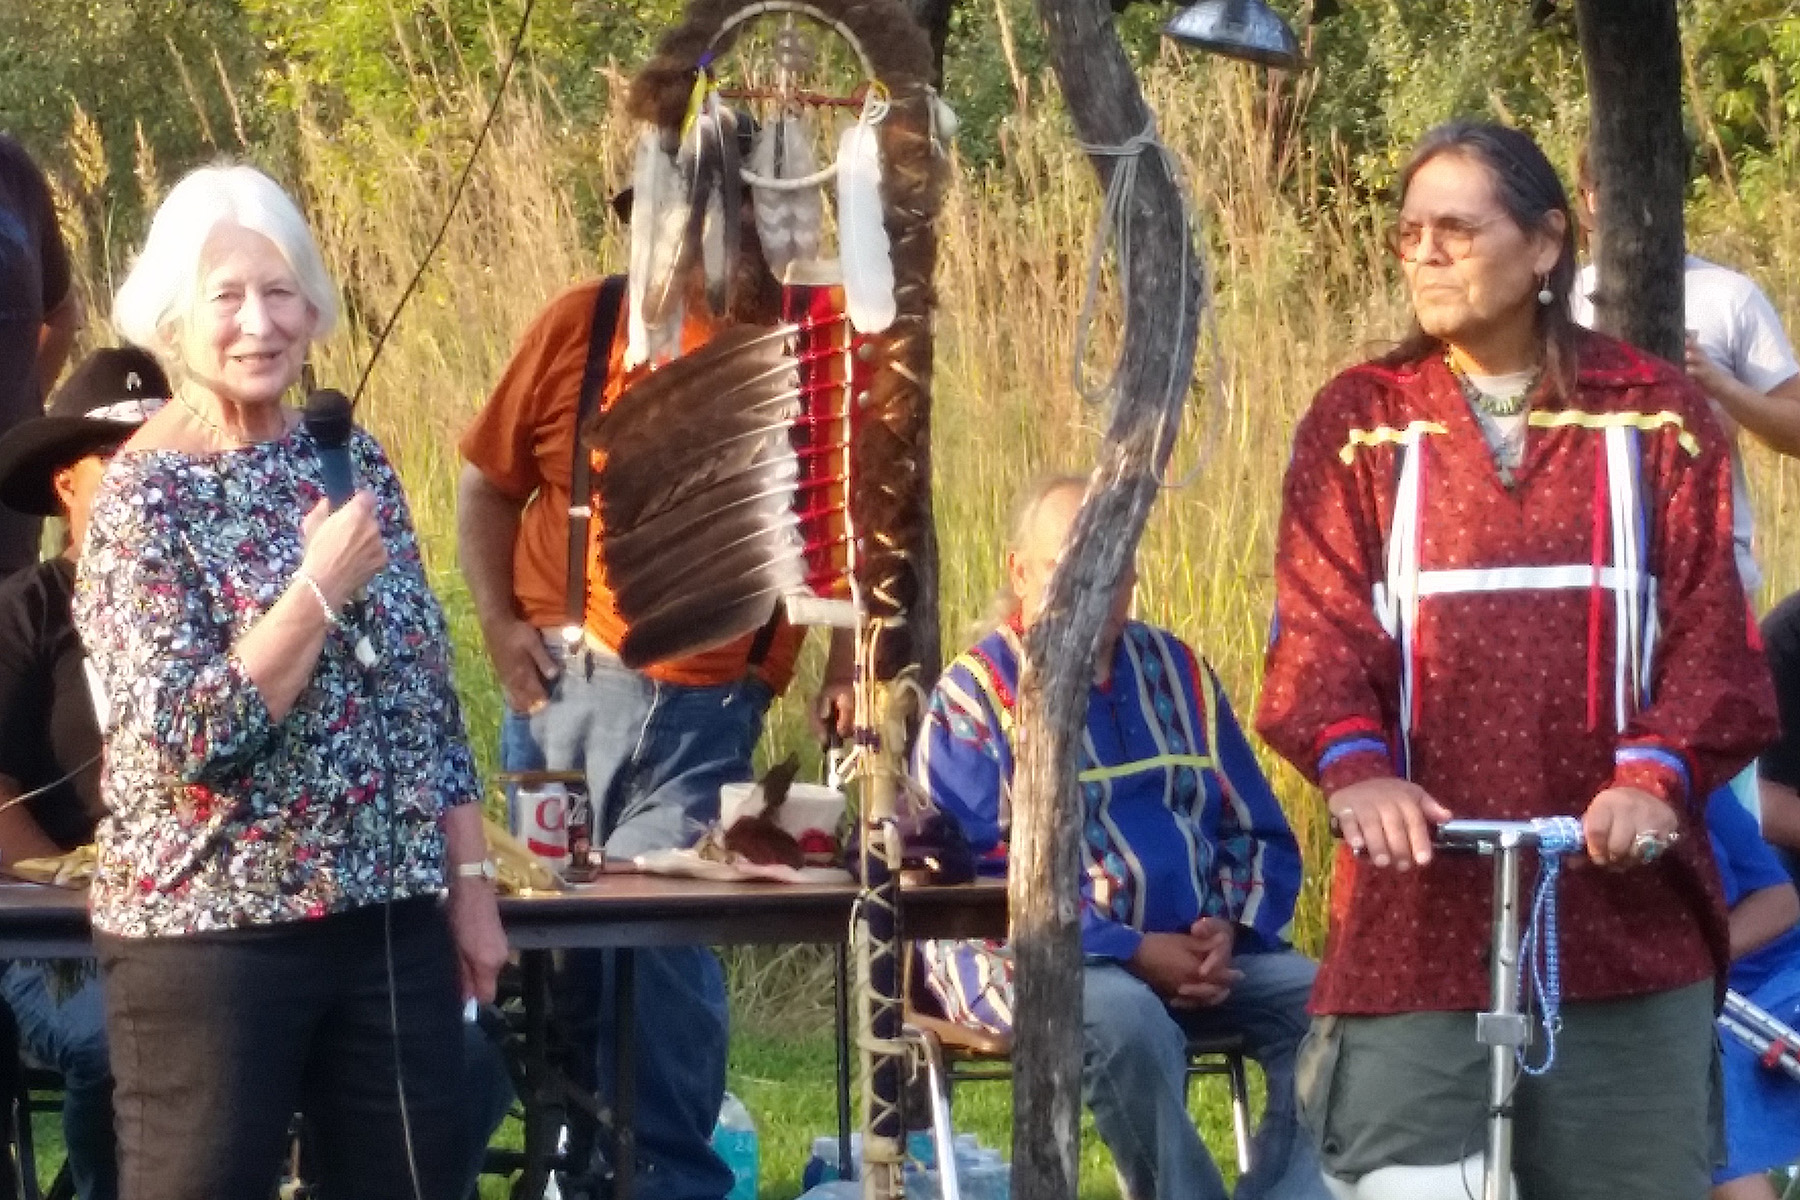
[745,610,783,672]
[563,276,628,652]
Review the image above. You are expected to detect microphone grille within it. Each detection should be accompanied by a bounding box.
[303,389,354,449]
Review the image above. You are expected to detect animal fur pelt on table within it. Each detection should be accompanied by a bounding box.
[584,323,809,668]
[628,0,945,682]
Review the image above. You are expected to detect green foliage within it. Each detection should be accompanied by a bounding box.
[0,0,274,258]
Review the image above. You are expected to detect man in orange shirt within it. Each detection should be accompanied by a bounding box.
[459,268,848,1198]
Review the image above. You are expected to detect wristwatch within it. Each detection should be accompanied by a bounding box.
[453,859,499,882]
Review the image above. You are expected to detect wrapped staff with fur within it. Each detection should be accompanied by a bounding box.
[626,6,945,1200]
[629,0,944,684]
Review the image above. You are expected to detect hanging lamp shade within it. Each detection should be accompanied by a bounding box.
[1163,0,1303,69]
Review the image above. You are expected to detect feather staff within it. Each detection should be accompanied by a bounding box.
[587,324,814,668]
[836,119,896,333]
[627,131,690,369]
[705,105,743,315]
[749,114,825,278]
[587,325,796,522]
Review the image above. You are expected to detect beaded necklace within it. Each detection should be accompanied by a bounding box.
[1444,350,1539,418]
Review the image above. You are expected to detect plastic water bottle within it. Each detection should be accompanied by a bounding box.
[713,1093,759,1200]
[804,1136,853,1189]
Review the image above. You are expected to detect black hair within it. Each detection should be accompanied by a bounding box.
[1385,121,1581,398]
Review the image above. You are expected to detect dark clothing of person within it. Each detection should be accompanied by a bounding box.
[97,899,468,1200]
[0,135,72,575]
[0,556,102,846]
[1760,590,1800,794]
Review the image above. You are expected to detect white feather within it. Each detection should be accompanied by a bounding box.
[701,184,725,306]
[749,115,824,276]
[836,120,895,334]
[627,131,688,369]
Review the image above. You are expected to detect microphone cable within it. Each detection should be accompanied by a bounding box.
[323,1,538,1195]
[0,754,101,818]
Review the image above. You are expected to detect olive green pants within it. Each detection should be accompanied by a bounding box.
[1297,982,1721,1199]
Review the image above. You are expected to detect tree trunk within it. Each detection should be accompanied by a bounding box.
[1574,0,1686,362]
[1009,3,1204,1198]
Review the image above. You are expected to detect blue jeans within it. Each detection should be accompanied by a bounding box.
[1,962,115,1200]
[1083,950,1328,1200]
[501,639,770,1200]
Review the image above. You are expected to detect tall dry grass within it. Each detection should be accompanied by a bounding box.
[52,43,1800,973]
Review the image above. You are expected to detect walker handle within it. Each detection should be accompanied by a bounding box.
[1434,817,1586,855]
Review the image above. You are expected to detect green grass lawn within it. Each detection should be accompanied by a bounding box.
[467,1023,1261,1199]
[18,1024,1257,1198]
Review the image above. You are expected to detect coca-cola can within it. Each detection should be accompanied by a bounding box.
[502,769,591,877]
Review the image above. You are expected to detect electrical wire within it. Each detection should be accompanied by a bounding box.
[0,754,101,818]
[349,0,539,407]
[340,4,537,1197]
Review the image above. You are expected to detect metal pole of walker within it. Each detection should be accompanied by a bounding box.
[1477,830,1526,1200]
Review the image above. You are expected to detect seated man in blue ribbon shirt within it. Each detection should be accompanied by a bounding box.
[914,474,1327,1200]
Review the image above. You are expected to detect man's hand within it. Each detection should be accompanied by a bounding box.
[1583,785,1681,869]
[812,627,857,741]
[1685,334,1733,400]
[1127,933,1210,1001]
[1327,776,1453,870]
[483,616,559,715]
[1174,917,1240,1008]
[1684,335,1744,438]
[1127,927,1242,1009]
[810,680,855,741]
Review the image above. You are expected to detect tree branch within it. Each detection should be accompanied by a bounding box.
[1009,2,1203,1197]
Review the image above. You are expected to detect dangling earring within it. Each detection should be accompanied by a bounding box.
[1536,275,1554,306]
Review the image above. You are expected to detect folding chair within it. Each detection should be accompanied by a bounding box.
[0,1002,74,1200]
[900,955,1255,1195]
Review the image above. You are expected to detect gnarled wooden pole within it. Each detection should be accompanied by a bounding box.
[1574,0,1686,361]
[1008,2,1204,1196]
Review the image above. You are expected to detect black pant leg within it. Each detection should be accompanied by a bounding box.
[301,901,467,1200]
[98,929,320,1200]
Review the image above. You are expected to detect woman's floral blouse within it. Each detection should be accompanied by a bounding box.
[74,425,478,938]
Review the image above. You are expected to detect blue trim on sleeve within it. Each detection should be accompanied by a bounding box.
[1319,737,1388,772]
[1616,744,1693,796]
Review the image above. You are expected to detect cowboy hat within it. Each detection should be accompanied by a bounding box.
[0,347,169,516]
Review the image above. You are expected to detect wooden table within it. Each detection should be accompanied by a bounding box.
[0,875,1008,1199]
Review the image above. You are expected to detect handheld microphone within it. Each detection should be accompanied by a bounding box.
[303,388,357,507]
[301,387,380,669]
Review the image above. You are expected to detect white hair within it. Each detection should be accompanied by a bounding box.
[112,163,339,358]
[986,471,1089,629]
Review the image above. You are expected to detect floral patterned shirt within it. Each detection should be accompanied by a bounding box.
[74,424,479,938]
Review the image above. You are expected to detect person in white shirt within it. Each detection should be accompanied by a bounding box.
[1572,149,1800,594]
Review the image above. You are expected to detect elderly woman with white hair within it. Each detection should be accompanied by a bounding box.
[72,163,507,1199]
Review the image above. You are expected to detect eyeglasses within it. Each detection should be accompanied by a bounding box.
[1384,213,1509,262]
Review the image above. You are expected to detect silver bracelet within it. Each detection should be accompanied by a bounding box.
[296,571,342,629]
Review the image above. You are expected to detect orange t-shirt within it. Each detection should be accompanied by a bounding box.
[459,279,803,690]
